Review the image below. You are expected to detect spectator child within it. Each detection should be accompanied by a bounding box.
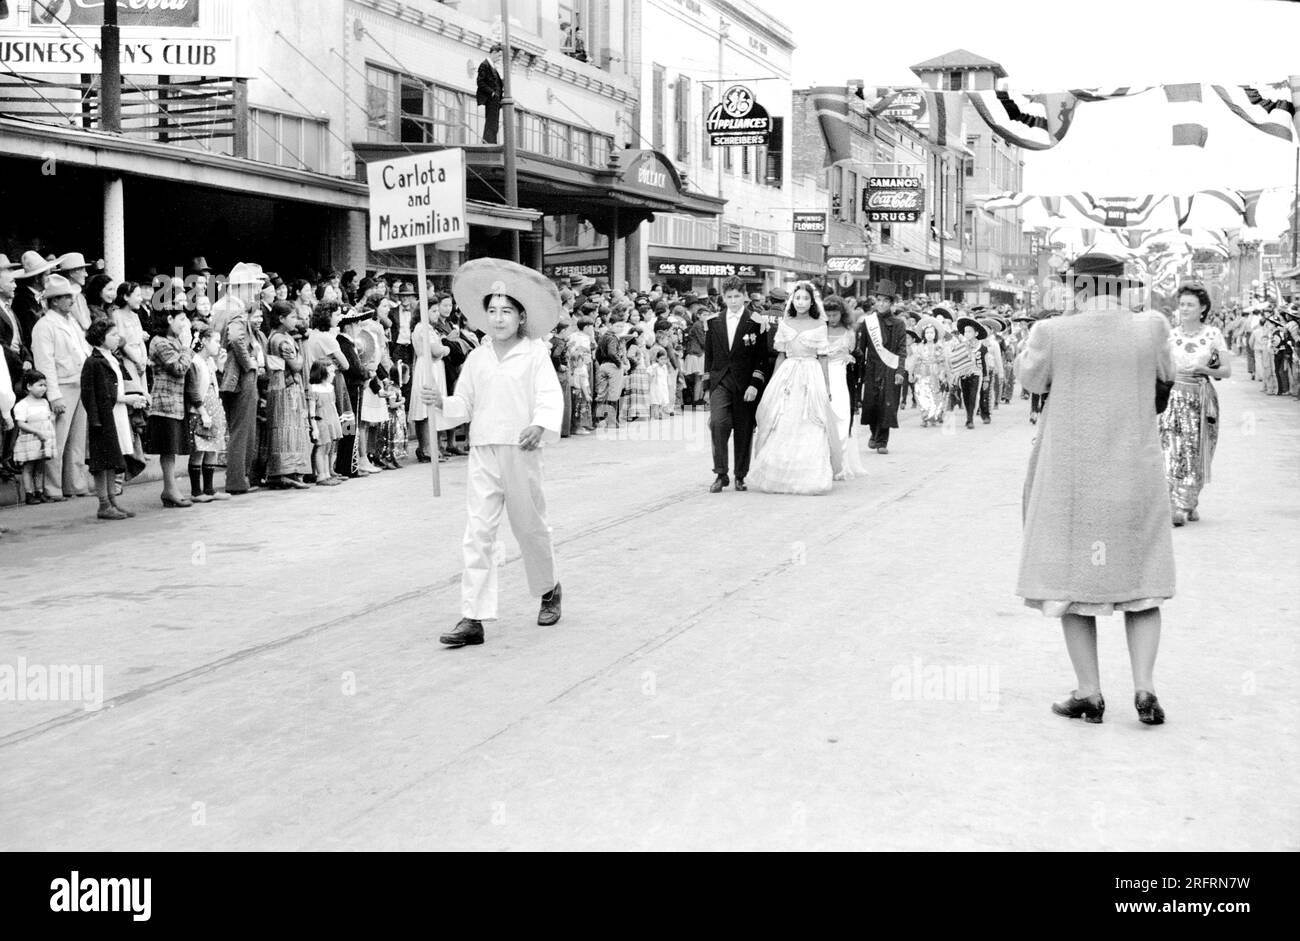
[186,326,229,502]
[648,347,670,420]
[13,369,54,503]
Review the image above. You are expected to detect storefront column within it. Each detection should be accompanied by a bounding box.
[103,174,125,280]
[608,207,625,290]
[625,221,648,291]
[341,209,367,274]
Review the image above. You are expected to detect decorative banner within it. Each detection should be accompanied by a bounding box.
[877,88,926,124]
[967,89,1079,151]
[864,177,923,223]
[367,150,467,251]
[976,189,1270,230]
[809,85,853,166]
[1211,80,1299,141]
[706,85,772,147]
[792,212,826,233]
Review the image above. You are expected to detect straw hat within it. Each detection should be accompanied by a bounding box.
[0,254,20,272]
[956,316,988,340]
[13,250,55,280]
[452,258,560,340]
[42,274,75,300]
[55,252,90,272]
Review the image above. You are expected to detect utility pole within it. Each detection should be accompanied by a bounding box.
[1292,147,1298,268]
[938,151,946,302]
[499,0,520,262]
[101,0,121,133]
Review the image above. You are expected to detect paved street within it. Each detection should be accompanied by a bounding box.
[1,353,1296,851]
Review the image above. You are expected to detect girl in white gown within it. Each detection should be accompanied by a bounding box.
[750,281,844,495]
[823,295,867,478]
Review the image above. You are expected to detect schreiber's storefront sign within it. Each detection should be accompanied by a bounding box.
[865,177,924,223]
[706,84,772,147]
[544,261,610,279]
[367,150,467,251]
[654,260,759,278]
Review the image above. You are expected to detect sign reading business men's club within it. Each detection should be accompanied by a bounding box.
[367,150,467,250]
[793,212,826,234]
[706,84,772,147]
[864,177,924,223]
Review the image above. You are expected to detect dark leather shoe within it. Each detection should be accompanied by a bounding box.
[709,475,729,493]
[538,582,562,626]
[734,478,747,491]
[440,618,484,647]
[1135,691,1165,725]
[965,420,974,429]
[1052,691,1105,723]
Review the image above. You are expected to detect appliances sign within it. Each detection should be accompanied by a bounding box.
[706,85,772,147]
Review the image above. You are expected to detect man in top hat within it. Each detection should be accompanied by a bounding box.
[854,278,908,454]
[55,253,93,330]
[12,250,56,350]
[31,273,92,499]
[477,43,505,144]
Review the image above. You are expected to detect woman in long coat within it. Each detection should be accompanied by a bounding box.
[81,319,146,520]
[1016,264,1176,726]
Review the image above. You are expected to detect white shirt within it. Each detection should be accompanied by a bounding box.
[725,309,743,348]
[31,311,91,400]
[438,338,563,447]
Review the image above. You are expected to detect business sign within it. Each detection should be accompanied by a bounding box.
[544,261,610,279]
[865,177,924,223]
[367,150,467,251]
[40,0,203,28]
[706,84,772,147]
[826,256,868,274]
[653,260,759,278]
[793,212,826,234]
[618,149,681,199]
[0,32,236,76]
[878,88,927,125]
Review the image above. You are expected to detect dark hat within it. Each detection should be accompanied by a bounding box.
[767,286,789,305]
[188,255,212,274]
[872,279,897,298]
[707,286,719,296]
[1011,313,1035,323]
[1064,250,1145,287]
[681,292,700,306]
[338,306,370,325]
[905,327,922,344]
[930,305,954,322]
[956,316,988,340]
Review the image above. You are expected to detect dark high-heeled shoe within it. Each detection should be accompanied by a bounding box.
[1052,691,1105,723]
[1135,691,1165,725]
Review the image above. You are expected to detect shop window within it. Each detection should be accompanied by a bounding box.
[764,116,783,187]
[741,145,749,177]
[652,64,665,151]
[365,66,398,143]
[701,85,714,169]
[674,75,691,164]
[947,71,964,91]
[549,120,571,161]
[571,128,590,166]
[400,77,431,143]
[879,224,892,245]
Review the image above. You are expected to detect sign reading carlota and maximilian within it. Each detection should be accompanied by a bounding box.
[366,150,467,251]
[864,177,924,223]
[706,85,772,147]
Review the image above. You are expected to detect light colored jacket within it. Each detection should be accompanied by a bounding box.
[31,311,91,401]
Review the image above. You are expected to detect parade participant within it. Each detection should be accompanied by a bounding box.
[264,301,313,489]
[81,319,147,521]
[855,279,907,454]
[749,280,842,494]
[423,258,564,648]
[12,369,55,503]
[823,295,865,478]
[185,326,230,503]
[977,318,1003,423]
[145,305,196,507]
[30,273,91,500]
[1017,253,1175,726]
[1160,285,1231,527]
[949,317,986,429]
[907,319,949,427]
[704,276,769,492]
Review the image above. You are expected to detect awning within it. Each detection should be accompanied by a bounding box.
[1,115,368,210]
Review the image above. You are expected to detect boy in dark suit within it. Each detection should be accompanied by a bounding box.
[704,276,768,492]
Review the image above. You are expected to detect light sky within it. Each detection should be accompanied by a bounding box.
[765,0,1300,228]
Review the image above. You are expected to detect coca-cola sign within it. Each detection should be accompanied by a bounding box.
[826,256,868,274]
[39,0,201,28]
[864,177,924,223]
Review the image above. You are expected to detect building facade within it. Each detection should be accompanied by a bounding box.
[625,0,818,294]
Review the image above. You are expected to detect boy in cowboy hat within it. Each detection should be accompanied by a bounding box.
[421,258,564,648]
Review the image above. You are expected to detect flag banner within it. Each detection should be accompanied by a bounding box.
[1164,84,1207,147]
[976,190,1261,229]
[1211,82,1295,141]
[967,89,1079,151]
[1069,86,1154,101]
[809,86,854,167]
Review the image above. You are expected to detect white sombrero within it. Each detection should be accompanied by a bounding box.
[452,258,560,340]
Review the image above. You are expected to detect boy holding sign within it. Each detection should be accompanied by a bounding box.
[422,259,564,647]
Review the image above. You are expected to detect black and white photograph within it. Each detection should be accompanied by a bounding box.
[0,0,1296,900]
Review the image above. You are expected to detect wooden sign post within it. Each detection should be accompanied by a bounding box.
[416,243,439,496]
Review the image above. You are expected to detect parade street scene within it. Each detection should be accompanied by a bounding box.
[1,0,1298,860]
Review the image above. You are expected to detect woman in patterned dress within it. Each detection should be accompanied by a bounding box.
[907,319,949,427]
[1159,285,1231,526]
[263,301,312,489]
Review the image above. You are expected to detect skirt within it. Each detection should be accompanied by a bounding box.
[145,415,191,456]
[1159,374,1219,512]
[190,383,227,454]
[265,381,311,476]
[750,357,844,495]
[14,421,54,462]
[624,367,651,420]
[683,353,705,374]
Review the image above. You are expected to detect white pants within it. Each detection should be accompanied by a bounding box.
[462,444,557,620]
[46,382,89,497]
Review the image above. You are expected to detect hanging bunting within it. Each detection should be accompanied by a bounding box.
[808,86,854,167]
[1211,81,1295,141]
[967,89,1080,151]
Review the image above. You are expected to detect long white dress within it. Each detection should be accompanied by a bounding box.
[750,319,844,495]
[826,326,867,478]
